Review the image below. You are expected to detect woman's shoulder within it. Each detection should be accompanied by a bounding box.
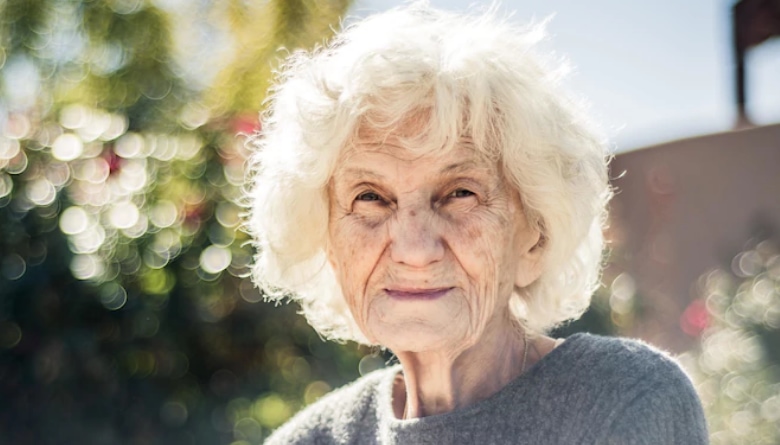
[264,365,398,444]
[557,332,693,384]
[544,333,708,443]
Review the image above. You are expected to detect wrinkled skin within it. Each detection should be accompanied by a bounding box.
[327,139,551,417]
[328,141,543,355]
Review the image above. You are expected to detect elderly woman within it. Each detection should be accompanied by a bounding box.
[247,4,708,444]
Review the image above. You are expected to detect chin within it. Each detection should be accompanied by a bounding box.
[355,291,477,352]
[365,314,471,353]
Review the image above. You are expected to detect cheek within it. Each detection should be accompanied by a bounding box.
[448,210,518,306]
[452,210,512,267]
[329,220,388,302]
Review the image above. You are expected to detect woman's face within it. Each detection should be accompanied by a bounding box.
[327,140,543,353]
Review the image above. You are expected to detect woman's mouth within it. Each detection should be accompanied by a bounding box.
[384,287,453,300]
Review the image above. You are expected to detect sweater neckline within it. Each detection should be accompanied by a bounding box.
[376,332,591,430]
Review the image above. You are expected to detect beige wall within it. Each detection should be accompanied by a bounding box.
[607,123,780,351]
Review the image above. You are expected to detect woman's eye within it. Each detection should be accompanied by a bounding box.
[356,192,381,202]
[449,189,475,199]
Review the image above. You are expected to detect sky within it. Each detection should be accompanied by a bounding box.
[350,0,780,152]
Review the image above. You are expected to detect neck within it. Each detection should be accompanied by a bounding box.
[392,318,529,419]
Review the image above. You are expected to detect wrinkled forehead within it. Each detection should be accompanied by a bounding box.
[341,109,496,165]
[337,134,495,172]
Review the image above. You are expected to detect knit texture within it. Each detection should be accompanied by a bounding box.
[265,333,709,444]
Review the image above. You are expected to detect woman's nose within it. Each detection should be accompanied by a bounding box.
[388,206,445,267]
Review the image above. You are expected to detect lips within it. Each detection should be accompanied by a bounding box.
[384,287,453,300]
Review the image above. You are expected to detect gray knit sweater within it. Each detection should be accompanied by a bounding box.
[265,333,708,444]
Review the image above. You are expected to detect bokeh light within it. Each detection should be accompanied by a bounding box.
[25,178,57,206]
[51,133,84,161]
[200,245,232,274]
[99,282,128,310]
[0,173,14,198]
[149,200,178,228]
[107,201,140,229]
[59,206,90,235]
[70,253,106,280]
[0,138,21,159]
[680,241,780,444]
[1,254,27,280]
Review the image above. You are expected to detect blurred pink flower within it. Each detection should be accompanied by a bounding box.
[680,298,708,337]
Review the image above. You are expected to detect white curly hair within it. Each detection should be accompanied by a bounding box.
[245,2,612,344]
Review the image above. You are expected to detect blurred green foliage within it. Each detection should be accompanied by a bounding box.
[0,1,363,443]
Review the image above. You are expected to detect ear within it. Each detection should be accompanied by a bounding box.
[514,230,545,288]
